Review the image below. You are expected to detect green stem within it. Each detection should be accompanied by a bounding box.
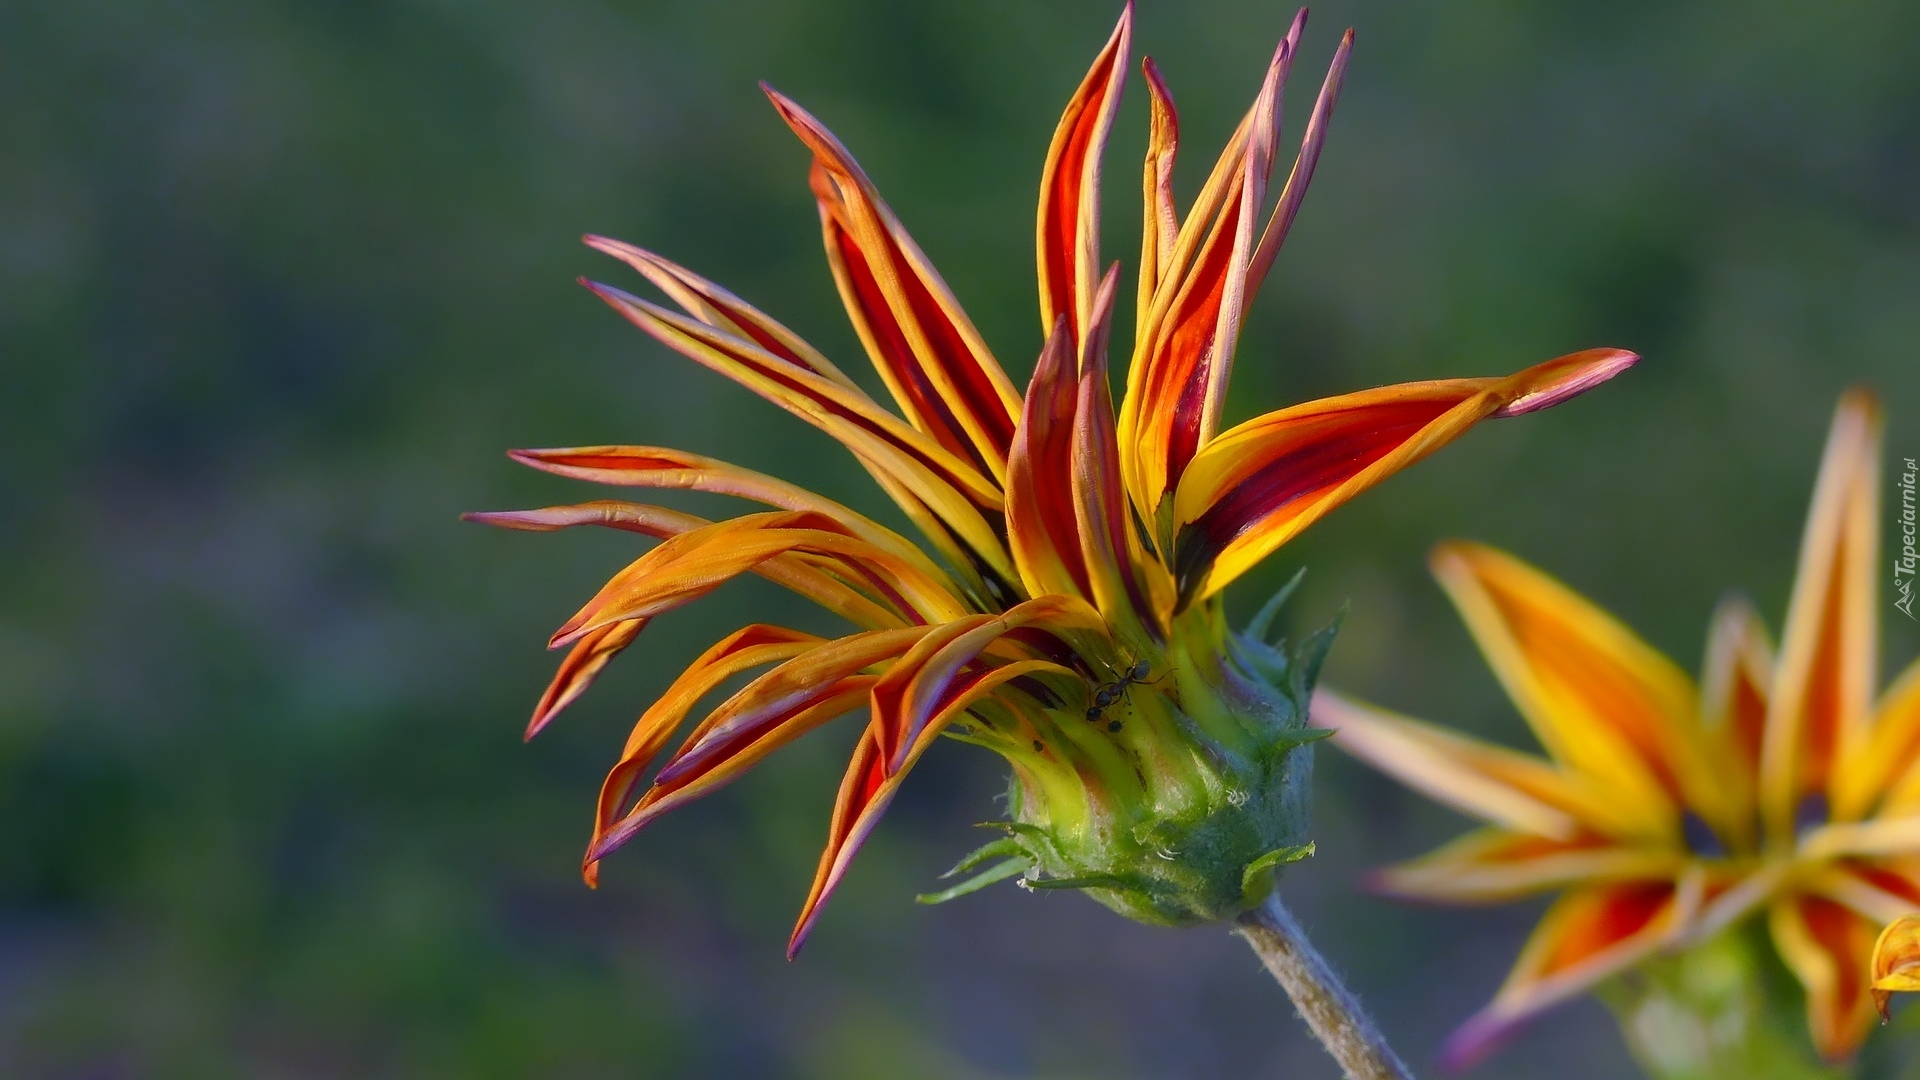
[1234,892,1416,1080]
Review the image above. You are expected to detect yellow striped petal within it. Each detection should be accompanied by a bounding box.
[1428,542,1712,842]
[1370,827,1681,904]
[1312,689,1614,841]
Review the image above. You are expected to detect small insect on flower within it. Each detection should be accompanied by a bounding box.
[468,2,1636,956]
[1087,658,1156,721]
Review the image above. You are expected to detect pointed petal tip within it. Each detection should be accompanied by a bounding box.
[760,81,803,117]
[1426,538,1485,573]
[1490,348,1638,418]
[585,828,632,864]
[786,916,819,961]
[582,233,642,262]
[1437,1009,1517,1074]
[1356,867,1395,897]
[1837,384,1884,424]
[463,509,526,528]
[524,703,559,741]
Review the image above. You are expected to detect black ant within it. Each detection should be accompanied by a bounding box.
[1085,658,1157,723]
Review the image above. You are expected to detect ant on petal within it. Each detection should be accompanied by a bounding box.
[1085,657,1158,723]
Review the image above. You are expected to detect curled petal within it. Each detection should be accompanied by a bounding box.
[1120,33,1293,520]
[549,513,971,647]
[467,502,905,632]
[1872,913,1920,1020]
[583,624,824,882]
[506,444,938,568]
[585,235,863,390]
[1245,26,1351,297]
[1169,349,1637,606]
[465,500,703,539]
[788,658,1067,958]
[1071,268,1172,636]
[585,279,1017,585]
[1766,389,1882,834]
[589,629,943,865]
[527,619,645,741]
[1037,3,1130,350]
[766,87,1022,482]
[1005,317,1094,601]
[1441,877,1698,1071]
[1769,895,1879,1060]
[1135,56,1179,334]
[872,595,1110,774]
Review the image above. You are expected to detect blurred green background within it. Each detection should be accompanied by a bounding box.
[5,0,1920,1076]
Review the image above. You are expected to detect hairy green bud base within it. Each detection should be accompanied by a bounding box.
[927,572,1335,927]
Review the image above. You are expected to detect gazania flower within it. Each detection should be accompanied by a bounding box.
[1315,389,1920,1065]
[469,5,1634,958]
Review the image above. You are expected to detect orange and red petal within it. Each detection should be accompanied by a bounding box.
[526,619,645,741]
[584,235,863,391]
[472,502,908,632]
[787,658,1063,957]
[1122,39,1289,519]
[1426,541,1735,843]
[1069,269,1168,635]
[1697,594,1773,821]
[1134,56,1179,336]
[765,88,1021,481]
[871,595,1107,774]
[583,624,826,880]
[1766,389,1882,832]
[1442,878,1695,1071]
[585,278,1018,584]
[505,445,932,564]
[550,512,971,648]
[1006,317,1096,602]
[1037,4,1130,351]
[1169,349,1635,608]
[1769,894,1880,1060]
[1245,25,1350,296]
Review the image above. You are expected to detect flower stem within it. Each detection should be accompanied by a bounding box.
[1234,892,1415,1080]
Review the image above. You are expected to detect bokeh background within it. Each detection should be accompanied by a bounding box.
[5,0,1920,1076]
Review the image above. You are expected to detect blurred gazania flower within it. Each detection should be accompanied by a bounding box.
[470,5,1634,957]
[1316,389,1920,1065]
